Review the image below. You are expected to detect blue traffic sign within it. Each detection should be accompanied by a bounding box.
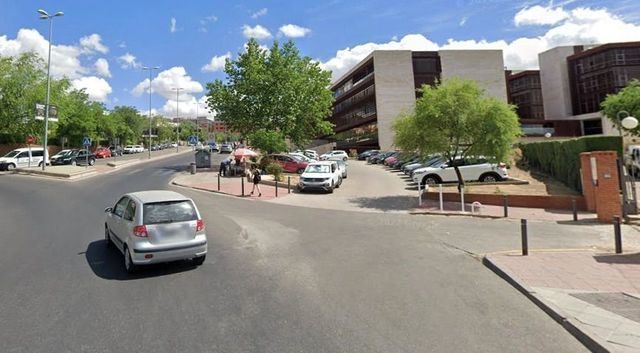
[188,135,198,144]
[83,137,91,146]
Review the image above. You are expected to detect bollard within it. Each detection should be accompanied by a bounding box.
[572,198,578,221]
[275,181,279,197]
[418,182,422,206]
[439,184,443,211]
[241,177,245,197]
[190,163,196,175]
[521,219,528,256]
[288,176,291,194]
[217,174,221,191]
[460,186,465,212]
[503,195,509,218]
[614,216,622,254]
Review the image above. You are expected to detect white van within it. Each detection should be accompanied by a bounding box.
[0,147,49,170]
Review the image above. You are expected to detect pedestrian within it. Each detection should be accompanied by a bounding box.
[249,165,262,197]
[219,160,226,176]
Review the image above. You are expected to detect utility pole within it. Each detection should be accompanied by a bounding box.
[172,87,183,152]
[142,66,159,159]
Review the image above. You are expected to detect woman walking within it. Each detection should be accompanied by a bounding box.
[249,165,262,197]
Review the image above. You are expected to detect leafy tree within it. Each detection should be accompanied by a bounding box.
[601,79,640,135]
[248,129,287,153]
[393,78,521,191]
[206,39,333,147]
[108,106,145,145]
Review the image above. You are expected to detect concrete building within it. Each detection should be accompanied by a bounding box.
[322,50,507,152]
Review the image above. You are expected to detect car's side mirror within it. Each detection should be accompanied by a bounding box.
[440,165,447,169]
[104,207,113,213]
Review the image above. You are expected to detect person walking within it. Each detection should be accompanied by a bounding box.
[249,165,262,197]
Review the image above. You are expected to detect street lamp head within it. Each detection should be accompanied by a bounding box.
[37,9,49,17]
[621,116,639,130]
[54,12,64,17]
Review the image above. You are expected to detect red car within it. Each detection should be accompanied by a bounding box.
[94,147,112,158]
[268,154,308,174]
[384,156,397,166]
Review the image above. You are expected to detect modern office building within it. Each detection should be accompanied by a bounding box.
[321,50,507,152]
[538,41,640,136]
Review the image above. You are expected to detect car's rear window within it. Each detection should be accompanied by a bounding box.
[143,200,198,224]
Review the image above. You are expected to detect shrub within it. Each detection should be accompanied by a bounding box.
[520,135,622,192]
[265,162,284,181]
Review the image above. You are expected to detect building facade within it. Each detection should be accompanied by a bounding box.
[324,50,507,152]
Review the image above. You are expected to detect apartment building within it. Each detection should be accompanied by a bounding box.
[322,50,507,152]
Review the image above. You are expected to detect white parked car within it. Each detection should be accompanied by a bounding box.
[303,149,318,160]
[412,157,508,186]
[298,161,343,193]
[320,150,349,161]
[123,145,136,154]
[289,152,316,162]
[0,147,48,170]
[104,190,208,273]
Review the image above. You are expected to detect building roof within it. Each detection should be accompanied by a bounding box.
[567,41,640,61]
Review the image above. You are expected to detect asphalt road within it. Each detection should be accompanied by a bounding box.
[0,153,588,353]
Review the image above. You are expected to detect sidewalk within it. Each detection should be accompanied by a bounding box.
[172,170,293,201]
[485,251,640,352]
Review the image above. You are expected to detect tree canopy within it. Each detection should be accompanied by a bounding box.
[393,78,521,189]
[206,39,334,148]
[601,79,640,135]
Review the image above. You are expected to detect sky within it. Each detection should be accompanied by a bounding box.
[1,0,640,119]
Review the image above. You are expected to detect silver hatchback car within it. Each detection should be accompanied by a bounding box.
[104,190,207,273]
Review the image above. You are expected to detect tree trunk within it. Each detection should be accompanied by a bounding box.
[454,165,465,193]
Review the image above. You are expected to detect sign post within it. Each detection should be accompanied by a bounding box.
[26,135,35,168]
[189,135,197,150]
[113,137,120,163]
[83,137,91,169]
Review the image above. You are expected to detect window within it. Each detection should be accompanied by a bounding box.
[124,200,136,221]
[17,152,29,158]
[142,200,198,225]
[114,197,129,218]
[31,150,43,157]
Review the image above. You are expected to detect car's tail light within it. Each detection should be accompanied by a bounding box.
[196,219,205,232]
[498,163,507,168]
[133,225,148,237]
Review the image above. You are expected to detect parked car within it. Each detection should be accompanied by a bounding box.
[320,150,349,161]
[357,149,379,160]
[298,161,342,193]
[94,147,112,158]
[0,147,48,170]
[208,142,219,152]
[289,152,315,162]
[51,149,95,166]
[104,190,207,273]
[369,151,395,164]
[404,156,440,175]
[50,149,73,164]
[219,143,233,153]
[336,160,348,179]
[123,145,136,154]
[268,154,309,174]
[412,157,508,186]
[109,145,123,156]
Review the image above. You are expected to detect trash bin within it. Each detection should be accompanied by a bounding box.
[195,150,212,168]
[190,163,196,174]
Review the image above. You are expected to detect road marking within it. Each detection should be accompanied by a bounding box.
[124,168,143,175]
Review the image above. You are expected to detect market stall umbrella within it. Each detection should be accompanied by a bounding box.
[232,148,258,158]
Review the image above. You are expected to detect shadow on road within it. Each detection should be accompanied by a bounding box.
[83,240,198,280]
[349,195,418,211]
[594,252,640,265]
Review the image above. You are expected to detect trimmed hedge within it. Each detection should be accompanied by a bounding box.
[520,135,622,192]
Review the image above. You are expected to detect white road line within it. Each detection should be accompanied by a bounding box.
[124,168,143,175]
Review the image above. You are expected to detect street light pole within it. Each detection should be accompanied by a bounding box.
[615,110,638,220]
[142,66,159,159]
[38,9,63,171]
[172,87,184,152]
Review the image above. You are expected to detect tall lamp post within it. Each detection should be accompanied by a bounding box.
[172,87,184,152]
[142,66,159,159]
[615,110,638,219]
[38,9,63,171]
[193,101,200,143]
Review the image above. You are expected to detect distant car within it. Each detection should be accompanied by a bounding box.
[94,147,112,158]
[357,150,379,160]
[288,153,315,163]
[219,144,233,153]
[320,150,349,161]
[109,145,123,156]
[368,151,395,164]
[104,190,207,273]
[412,157,508,186]
[298,161,342,193]
[268,154,309,174]
[0,147,48,170]
[208,142,219,152]
[52,149,95,166]
[336,160,348,179]
[50,149,73,164]
[123,145,136,154]
[303,150,319,160]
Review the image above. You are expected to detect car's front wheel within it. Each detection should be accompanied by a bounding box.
[124,247,136,274]
[422,175,441,186]
[479,172,501,183]
[71,160,77,166]
[193,255,206,266]
[343,157,348,161]
[89,158,95,166]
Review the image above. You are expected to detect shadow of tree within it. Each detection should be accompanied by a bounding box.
[349,195,418,212]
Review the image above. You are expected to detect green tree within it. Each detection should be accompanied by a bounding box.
[393,78,521,191]
[248,129,288,153]
[108,106,145,145]
[206,39,333,147]
[601,79,640,135]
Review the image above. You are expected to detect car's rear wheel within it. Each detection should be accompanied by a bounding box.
[479,172,501,183]
[89,158,95,166]
[104,225,111,248]
[422,175,441,186]
[193,255,206,266]
[124,247,136,274]
[71,160,77,166]
[343,157,348,161]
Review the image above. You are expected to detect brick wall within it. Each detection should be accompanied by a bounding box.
[425,191,586,211]
[0,144,63,157]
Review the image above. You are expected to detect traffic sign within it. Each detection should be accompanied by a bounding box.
[83,137,91,146]
[35,103,59,122]
[188,135,198,145]
[26,135,36,144]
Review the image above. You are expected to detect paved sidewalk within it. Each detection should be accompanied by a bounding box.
[486,251,640,352]
[172,171,292,201]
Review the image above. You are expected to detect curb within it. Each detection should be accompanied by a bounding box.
[409,210,503,219]
[13,168,97,180]
[482,256,609,353]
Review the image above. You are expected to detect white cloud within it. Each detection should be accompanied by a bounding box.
[278,24,311,38]
[202,52,231,72]
[321,6,640,80]
[242,24,272,39]
[514,5,569,26]
[117,52,140,69]
[79,33,108,54]
[0,28,87,79]
[170,17,177,33]
[132,66,203,101]
[199,15,218,32]
[459,17,468,26]
[118,41,126,48]
[71,76,112,102]
[251,8,268,19]
[94,58,111,78]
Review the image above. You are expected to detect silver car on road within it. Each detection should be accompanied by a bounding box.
[104,190,207,273]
